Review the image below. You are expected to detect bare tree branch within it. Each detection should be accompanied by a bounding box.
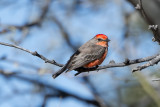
[0,42,63,67]
[75,53,160,75]
[0,0,51,34]
[0,41,159,75]
[0,70,100,107]
[41,93,101,107]
[82,77,109,107]
[0,55,40,70]
[51,16,78,51]
[132,54,160,72]
[128,0,160,44]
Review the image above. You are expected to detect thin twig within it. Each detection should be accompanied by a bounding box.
[74,53,160,75]
[138,0,160,44]
[0,42,63,67]
[0,41,160,75]
[51,16,78,51]
[132,54,160,72]
[129,0,160,44]
[0,0,51,34]
[0,56,40,70]
[82,77,109,107]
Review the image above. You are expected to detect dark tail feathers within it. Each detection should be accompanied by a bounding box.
[52,65,67,79]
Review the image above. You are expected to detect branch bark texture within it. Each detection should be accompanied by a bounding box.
[0,41,159,76]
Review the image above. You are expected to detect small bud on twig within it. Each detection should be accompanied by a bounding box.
[152,37,156,42]
[148,25,158,30]
[135,4,141,9]
[109,60,115,64]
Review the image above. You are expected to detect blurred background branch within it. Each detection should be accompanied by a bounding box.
[128,0,160,44]
[0,41,160,75]
[0,0,160,107]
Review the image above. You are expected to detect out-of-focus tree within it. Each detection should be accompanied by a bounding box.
[0,0,160,107]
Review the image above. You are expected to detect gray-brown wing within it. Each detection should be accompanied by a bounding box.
[67,44,106,70]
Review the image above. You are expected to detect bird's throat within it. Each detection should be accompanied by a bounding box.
[96,41,108,47]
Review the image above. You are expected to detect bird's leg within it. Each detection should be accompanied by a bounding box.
[95,65,99,72]
[74,65,99,76]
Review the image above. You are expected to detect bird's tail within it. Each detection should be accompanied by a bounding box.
[52,65,68,79]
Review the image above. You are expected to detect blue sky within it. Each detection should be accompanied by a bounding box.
[0,0,160,107]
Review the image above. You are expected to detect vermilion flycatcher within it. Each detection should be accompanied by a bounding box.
[52,34,110,78]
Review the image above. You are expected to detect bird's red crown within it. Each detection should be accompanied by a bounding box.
[95,34,108,40]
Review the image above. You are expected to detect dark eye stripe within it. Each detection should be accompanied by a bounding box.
[98,38,103,41]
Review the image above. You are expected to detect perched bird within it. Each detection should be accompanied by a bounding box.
[52,34,110,78]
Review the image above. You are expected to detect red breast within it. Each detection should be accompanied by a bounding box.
[83,51,107,68]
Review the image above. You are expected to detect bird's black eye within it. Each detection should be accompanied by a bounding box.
[98,38,102,41]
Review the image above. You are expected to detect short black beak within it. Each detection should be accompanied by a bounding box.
[101,39,110,42]
[106,39,110,42]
